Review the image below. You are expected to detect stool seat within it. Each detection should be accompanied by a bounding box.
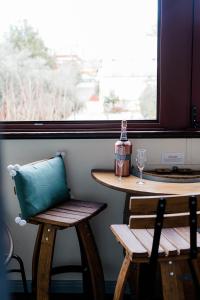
[30,199,106,227]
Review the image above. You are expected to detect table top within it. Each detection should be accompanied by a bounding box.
[91,169,200,196]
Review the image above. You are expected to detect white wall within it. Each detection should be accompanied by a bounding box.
[2,138,200,281]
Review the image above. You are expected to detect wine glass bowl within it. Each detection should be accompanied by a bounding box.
[136,149,147,184]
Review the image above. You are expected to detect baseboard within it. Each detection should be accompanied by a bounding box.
[8,280,117,294]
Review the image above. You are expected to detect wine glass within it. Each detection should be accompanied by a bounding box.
[117,146,126,181]
[136,149,147,184]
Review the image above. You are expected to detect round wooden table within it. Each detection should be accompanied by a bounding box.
[91,169,200,222]
[91,169,200,195]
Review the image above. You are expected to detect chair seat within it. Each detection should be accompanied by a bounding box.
[30,199,107,228]
[111,224,200,261]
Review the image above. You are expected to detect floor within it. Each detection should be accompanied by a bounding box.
[10,293,131,300]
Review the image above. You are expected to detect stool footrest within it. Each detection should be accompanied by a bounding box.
[51,265,85,275]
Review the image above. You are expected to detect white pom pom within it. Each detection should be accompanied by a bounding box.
[19,219,27,226]
[60,152,65,158]
[7,165,17,177]
[55,151,65,158]
[15,216,21,224]
[10,169,17,177]
[7,165,14,171]
[14,164,21,171]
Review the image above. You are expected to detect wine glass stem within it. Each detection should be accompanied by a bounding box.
[140,169,143,182]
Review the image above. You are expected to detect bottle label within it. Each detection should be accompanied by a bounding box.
[115,154,131,161]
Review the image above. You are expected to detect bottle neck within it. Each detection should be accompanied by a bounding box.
[120,131,128,141]
[120,121,128,141]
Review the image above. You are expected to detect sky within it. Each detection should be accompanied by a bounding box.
[0,0,157,59]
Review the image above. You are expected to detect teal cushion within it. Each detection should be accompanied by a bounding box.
[13,155,70,220]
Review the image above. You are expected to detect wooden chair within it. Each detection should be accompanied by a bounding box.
[3,223,28,293]
[28,199,107,300]
[111,194,200,300]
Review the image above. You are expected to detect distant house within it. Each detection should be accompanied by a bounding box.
[55,54,82,67]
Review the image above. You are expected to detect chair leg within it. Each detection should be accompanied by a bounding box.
[190,259,200,297]
[160,260,185,300]
[126,263,141,299]
[32,223,44,296]
[10,254,28,294]
[113,253,131,300]
[191,259,200,285]
[36,224,57,300]
[76,220,105,300]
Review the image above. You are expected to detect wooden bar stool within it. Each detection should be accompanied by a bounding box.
[111,194,200,300]
[29,198,107,300]
[8,155,107,300]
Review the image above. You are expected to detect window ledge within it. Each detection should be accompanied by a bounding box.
[2,130,200,139]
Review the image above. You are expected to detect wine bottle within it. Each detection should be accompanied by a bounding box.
[114,120,132,177]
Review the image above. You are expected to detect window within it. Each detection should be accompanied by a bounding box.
[0,0,199,134]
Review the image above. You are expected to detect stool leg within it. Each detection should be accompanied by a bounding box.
[76,220,105,300]
[32,224,44,295]
[160,260,185,300]
[36,224,57,300]
[76,227,93,300]
[113,254,131,300]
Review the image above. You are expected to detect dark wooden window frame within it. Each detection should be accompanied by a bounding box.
[1,0,200,139]
[191,0,200,128]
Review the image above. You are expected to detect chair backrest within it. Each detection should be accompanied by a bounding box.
[129,194,200,229]
[129,194,200,260]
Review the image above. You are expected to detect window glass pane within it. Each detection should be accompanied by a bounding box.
[0,0,158,121]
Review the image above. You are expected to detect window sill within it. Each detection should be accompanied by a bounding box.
[2,130,200,139]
